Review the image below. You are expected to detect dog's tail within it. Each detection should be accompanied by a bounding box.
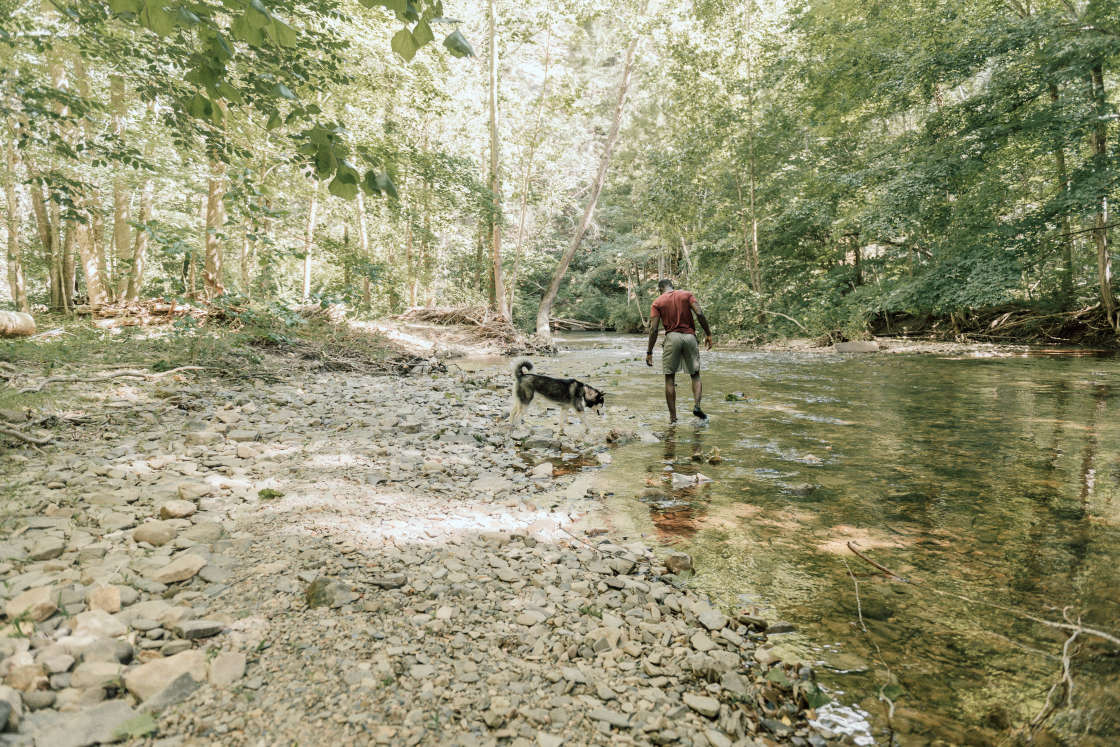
[512,358,533,379]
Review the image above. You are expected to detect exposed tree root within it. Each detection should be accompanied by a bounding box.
[18,366,211,394]
[0,424,53,445]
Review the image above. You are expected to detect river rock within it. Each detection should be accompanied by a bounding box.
[173,620,225,640]
[158,500,196,519]
[148,554,206,584]
[133,521,176,547]
[697,608,728,632]
[28,536,66,561]
[87,586,121,614]
[69,661,123,689]
[5,586,57,622]
[123,649,207,702]
[31,699,138,747]
[530,462,553,480]
[0,684,21,730]
[73,609,128,639]
[4,665,46,692]
[683,692,720,718]
[208,652,246,687]
[664,552,693,574]
[304,578,356,608]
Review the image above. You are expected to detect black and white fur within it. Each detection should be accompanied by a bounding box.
[510,359,605,430]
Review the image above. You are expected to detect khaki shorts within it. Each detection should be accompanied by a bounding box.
[663,332,700,375]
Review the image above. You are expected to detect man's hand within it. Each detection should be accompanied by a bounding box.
[704,335,713,351]
[645,352,654,367]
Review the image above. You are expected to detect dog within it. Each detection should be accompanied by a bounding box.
[510,359,605,430]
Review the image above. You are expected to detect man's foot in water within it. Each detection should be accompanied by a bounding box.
[693,404,707,420]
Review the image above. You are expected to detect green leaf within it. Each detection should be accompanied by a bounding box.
[402,2,420,22]
[271,83,297,100]
[216,80,245,104]
[231,13,265,45]
[391,28,419,62]
[139,0,175,36]
[442,30,474,58]
[360,0,406,10]
[186,93,213,119]
[177,6,201,24]
[266,111,283,130]
[314,145,335,178]
[248,0,272,26]
[412,20,434,48]
[109,0,140,14]
[328,175,358,199]
[272,19,297,47]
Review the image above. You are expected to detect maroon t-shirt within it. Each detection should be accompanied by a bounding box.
[651,290,696,334]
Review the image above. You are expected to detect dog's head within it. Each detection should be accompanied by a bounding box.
[583,385,605,415]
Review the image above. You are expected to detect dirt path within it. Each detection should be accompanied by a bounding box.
[0,361,833,746]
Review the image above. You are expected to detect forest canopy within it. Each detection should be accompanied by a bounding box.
[2,0,1118,342]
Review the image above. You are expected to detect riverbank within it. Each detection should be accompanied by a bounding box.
[0,337,837,746]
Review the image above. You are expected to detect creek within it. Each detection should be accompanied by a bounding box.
[527,333,1120,744]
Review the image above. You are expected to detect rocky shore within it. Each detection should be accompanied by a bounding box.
[1,361,836,746]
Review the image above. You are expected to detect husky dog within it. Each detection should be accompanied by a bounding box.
[510,359,605,429]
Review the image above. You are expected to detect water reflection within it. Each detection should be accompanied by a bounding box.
[552,334,1120,745]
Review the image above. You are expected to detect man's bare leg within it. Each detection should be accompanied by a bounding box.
[664,374,677,423]
[691,373,706,419]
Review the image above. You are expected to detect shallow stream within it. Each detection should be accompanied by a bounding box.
[543,333,1120,744]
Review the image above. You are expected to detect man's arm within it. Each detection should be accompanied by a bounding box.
[690,297,713,350]
[645,314,661,367]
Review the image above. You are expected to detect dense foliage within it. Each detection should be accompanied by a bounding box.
[2,0,1118,340]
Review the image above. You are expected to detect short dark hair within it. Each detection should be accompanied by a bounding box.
[658,278,674,292]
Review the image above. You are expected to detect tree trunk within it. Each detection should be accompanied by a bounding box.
[1088,64,1115,329]
[61,224,75,310]
[356,189,371,307]
[1049,83,1075,308]
[406,214,417,307]
[488,0,511,322]
[508,23,551,316]
[70,57,107,309]
[203,158,227,300]
[110,76,132,300]
[535,11,643,342]
[127,161,154,302]
[302,186,318,301]
[4,138,28,312]
[742,0,762,294]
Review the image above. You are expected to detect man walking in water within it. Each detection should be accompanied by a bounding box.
[645,278,713,423]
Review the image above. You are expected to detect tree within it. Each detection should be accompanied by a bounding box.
[535,5,644,343]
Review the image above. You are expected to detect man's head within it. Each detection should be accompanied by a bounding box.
[658,278,674,294]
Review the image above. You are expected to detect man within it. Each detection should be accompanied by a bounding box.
[645,278,713,423]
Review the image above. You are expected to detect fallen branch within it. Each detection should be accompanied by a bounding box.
[0,425,53,445]
[761,309,810,334]
[846,541,1120,646]
[19,365,211,394]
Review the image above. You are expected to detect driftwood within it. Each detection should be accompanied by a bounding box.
[0,311,36,337]
[397,305,551,355]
